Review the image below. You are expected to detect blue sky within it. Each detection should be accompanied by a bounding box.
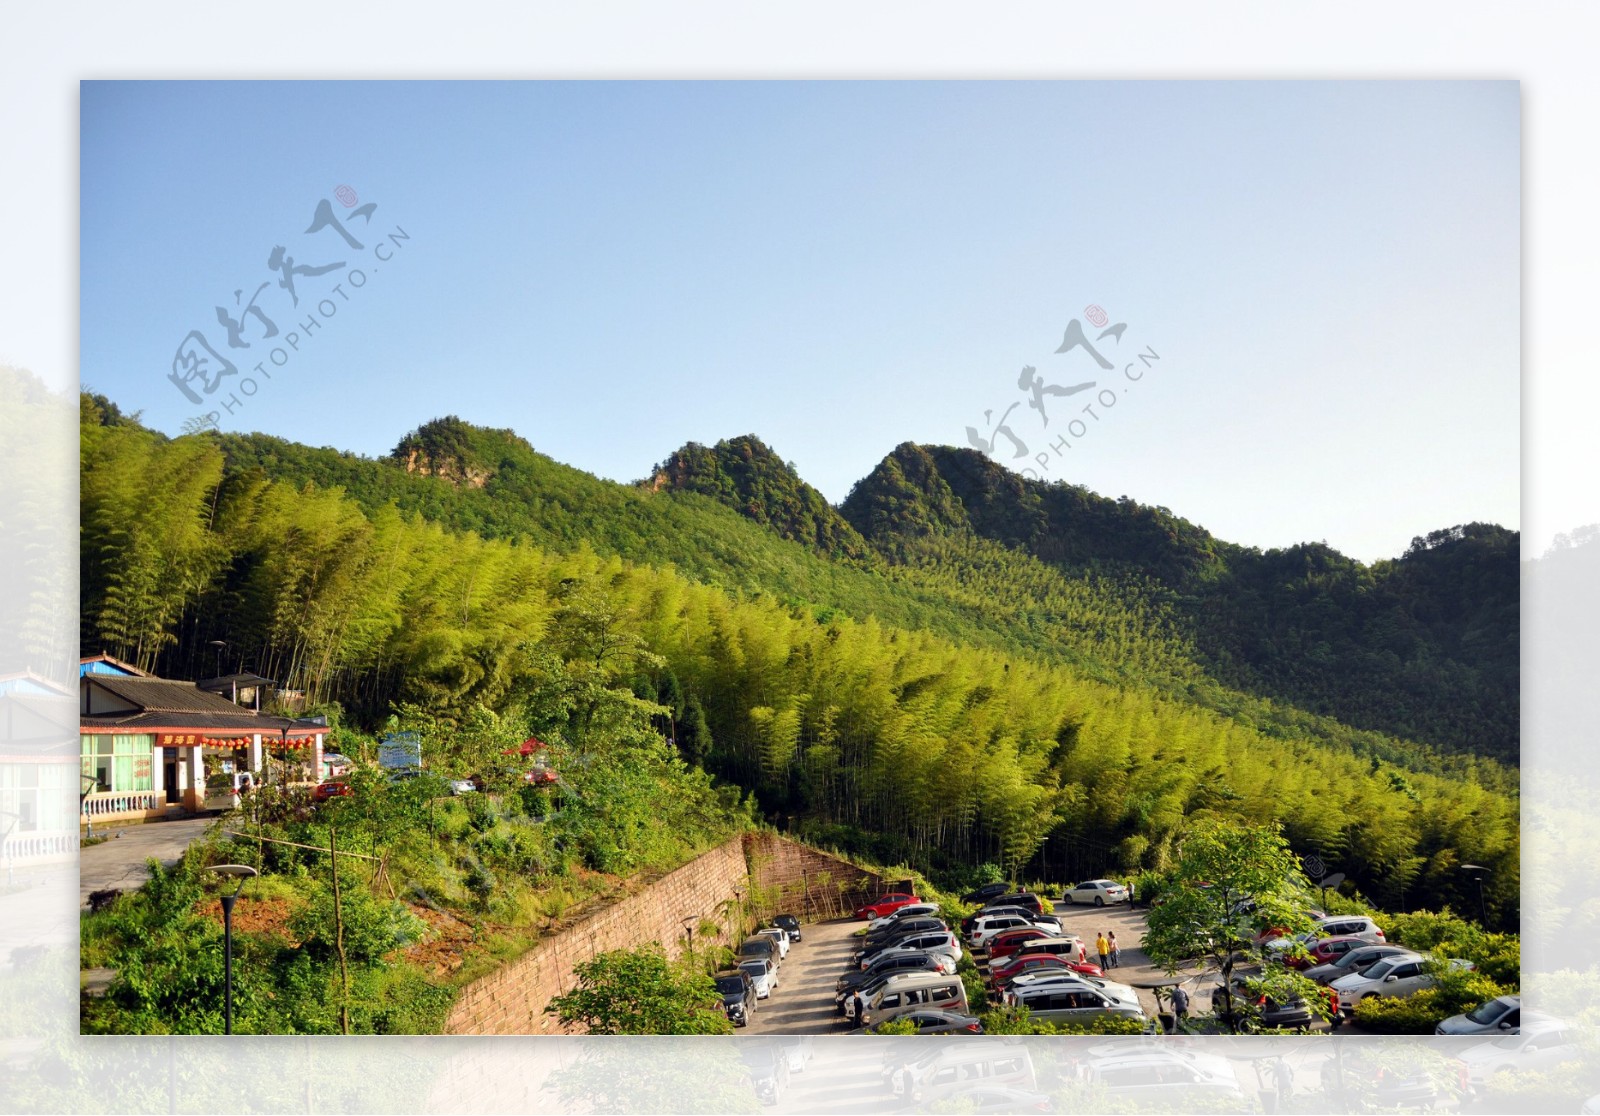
[81,80,1518,563]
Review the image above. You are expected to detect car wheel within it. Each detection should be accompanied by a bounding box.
[1095,896,1105,907]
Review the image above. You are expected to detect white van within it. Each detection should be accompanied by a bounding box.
[1011,980,1145,1025]
[862,972,969,1025]
[892,1044,1037,1103]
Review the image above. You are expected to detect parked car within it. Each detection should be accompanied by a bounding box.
[962,881,1013,904]
[1332,953,1472,1012]
[890,1043,1037,1104]
[855,892,921,920]
[837,952,951,1010]
[860,931,962,971]
[983,892,1047,915]
[1303,942,1414,985]
[740,1042,790,1107]
[863,1009,984,1035]
[989,953,1101,988]
[985,927,1053,961]
[969,915,1058,950]
[1078,1050,1242,1103]
[1009,979,1145,1024]
[1457,1019,1580,1089]
[1310,914,1386,944]
[1437,994,1521,1035]
[771,913,802,943]
[962,905,1042,935]
[857,971,969,1026]
[1065,879,1129,906]
[1002,970,1137,1001]
[777,1036,812,1074]
[755,926,790,960]
[312,779,352,803]
[860,917,948,953]
[988,936,1085,967]
[1209,974,1315,1030]
[739,956,778,999]
[715,969,756,1026]
[1285,934,1371,971]
[866,903,941,932]
[857,918,949,959]
[740,937,779,968]
[448,777,477,795]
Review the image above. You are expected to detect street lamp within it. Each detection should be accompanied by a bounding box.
[208,864,258,1033]
[1460,864,1491,926]
[208,640,227,679]
[681,914,697,966]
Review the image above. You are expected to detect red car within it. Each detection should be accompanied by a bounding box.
[989,952,1103,988]
[312,780,352,802]
[1287,935,1370,970]
[854,892,921,920]
[986,927,1052,961]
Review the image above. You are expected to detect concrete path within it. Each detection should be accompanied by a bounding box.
[78,816,216,909]
[746,918,862,1035]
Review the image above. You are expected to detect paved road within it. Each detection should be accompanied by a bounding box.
[78,815,216,909]
[746,917,861,1034]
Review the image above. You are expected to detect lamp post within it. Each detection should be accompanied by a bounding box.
[208,864,258,1033]
[1460,864,1491,927]
[681,915,697,968]
[208,640,227,679]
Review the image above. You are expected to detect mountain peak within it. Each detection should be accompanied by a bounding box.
[649,435,874,564]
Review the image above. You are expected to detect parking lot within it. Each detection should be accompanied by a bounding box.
[743,897,1195,1034]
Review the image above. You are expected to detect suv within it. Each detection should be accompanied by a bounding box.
[715,969,757,1026]
[771,914,802,943]
[962,881,1012,904]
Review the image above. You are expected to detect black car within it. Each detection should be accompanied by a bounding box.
[962,881,1012,904]
[835,952,946,1010]
[1210,977,1314,1031]
[740,937,779,966]
[984,892,1045,915]
[863,916,946,947]
[715,970,756,1027]
[772,914,802,943]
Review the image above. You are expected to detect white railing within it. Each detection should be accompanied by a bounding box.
[81,791,162,818]
[3,830,76,861]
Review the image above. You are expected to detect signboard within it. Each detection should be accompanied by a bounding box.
[378,731,422,770]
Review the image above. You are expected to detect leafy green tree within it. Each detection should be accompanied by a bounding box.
[544,944,733,1034]
[1141,819,1325,1033]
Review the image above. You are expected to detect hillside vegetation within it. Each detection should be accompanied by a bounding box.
[78,397,1519,926]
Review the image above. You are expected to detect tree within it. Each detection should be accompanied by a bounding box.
[1140,819,1326,1033]
[545,944,734,1034]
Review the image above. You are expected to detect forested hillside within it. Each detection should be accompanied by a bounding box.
[78,396,1520,925]
[834,443,1518,762]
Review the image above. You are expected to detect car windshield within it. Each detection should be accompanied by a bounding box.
[1363,959,1399,980]
[1490,1034,1526,1050]
[715,976,746,994]
[739,961,766,975]
[1467,998,1510,1024]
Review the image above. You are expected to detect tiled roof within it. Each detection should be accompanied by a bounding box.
[81,711,313,732]
[86,676,256,716]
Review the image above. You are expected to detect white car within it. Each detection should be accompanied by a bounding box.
[1458,1019,1580,1087]
[1331,953,1472,1011]
[1065,879,1130,906]
[1002,973,1136,1005]
[866,904,940,933]
[755,926,790,960]
[1078,1050,1242,1099]
[738,958,777,999]
[1436,994,1521,1035]
[968,915,1059,949]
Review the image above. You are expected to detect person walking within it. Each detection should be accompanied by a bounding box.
[849,988,866,1027]
[1170,984,1190,1032]
[1108,931,1120,969]
[1096,931,1110,971]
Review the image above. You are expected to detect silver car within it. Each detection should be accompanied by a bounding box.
[739,957,777,999]
[1436,994,1520,1035]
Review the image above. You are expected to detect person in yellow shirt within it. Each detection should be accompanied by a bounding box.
[1096,932,1110,970]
